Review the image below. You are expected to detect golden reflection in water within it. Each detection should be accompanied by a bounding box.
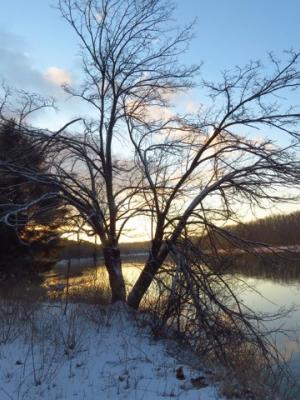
[44,262,144,299]
[44,259,300,377]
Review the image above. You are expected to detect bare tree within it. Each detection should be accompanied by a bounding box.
[1,0,300,318]
[47,0,197,301]
[127,51,300,307]
[0,0,198,302]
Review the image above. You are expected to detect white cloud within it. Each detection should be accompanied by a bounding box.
[185,100,200,113]
[44,67,72,86]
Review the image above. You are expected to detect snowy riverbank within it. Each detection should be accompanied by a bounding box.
[0,301,225,400]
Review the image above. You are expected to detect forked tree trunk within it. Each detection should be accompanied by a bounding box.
[127,244,169,309]
[103,246,126,303]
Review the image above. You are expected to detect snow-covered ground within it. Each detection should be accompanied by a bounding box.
[0,301,225,400]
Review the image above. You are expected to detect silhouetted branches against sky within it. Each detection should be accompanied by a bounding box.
[0,1,300,309]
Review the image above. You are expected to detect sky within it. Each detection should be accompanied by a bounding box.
[0,0,300,240]
[0,0,300,126]
[1,1,300,77]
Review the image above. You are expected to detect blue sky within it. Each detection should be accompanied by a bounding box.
[179,1,300,71]
[1,1,300,82]
[0,0,299,129]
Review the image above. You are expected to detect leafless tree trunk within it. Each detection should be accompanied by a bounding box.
[0,0,196,302]
[1,1,300,315]
[51,0,197,302]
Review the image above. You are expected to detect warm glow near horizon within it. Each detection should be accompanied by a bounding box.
[62,201,300,245]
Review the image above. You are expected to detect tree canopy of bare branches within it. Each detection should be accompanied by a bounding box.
[1,1,300,356]
[126,49,300,308]
[43,0,198,302]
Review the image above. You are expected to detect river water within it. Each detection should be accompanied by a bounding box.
[239,276,300,397]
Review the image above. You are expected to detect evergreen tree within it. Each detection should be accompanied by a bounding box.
[0,120,65,281]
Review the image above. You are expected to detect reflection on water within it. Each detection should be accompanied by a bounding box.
[46,257,300,397]
[240,277,300,398]
[46,260,143,293]
[228,253,300,284]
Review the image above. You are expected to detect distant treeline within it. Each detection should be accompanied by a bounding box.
[59,239,150,260]
[60,211,300,259]
[222,211,300,248]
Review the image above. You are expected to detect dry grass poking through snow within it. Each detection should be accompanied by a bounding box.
[0,299,225,400]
